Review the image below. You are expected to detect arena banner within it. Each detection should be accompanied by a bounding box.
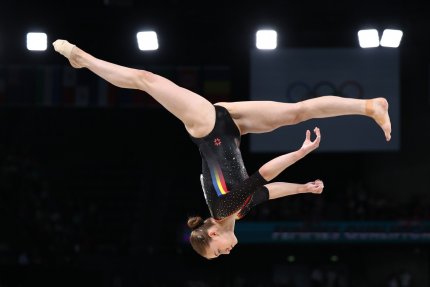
[235,221,430,243]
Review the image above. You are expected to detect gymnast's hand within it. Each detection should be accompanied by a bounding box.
[300,127,321,156]
[258,127,322,182]
[302,179,324,194]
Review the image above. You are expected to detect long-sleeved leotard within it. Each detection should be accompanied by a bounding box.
[190,105,269,220]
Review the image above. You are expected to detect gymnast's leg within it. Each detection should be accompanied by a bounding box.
[216,96,391,141]
[52,40,215,138]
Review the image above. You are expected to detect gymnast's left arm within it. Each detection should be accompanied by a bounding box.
[258,127,321,182]
[264,180,324,200]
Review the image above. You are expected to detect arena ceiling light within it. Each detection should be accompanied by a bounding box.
[26,32,48,51]
[136,31,159,51]
[380,29,403,48]
[357,29,379,48]
[256,29,277,50]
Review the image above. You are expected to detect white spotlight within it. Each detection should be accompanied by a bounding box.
[26,32,47,51]
[136,31,159,51]
[256,29,277,50]
[357,29,379,48]
[380,29,403,48]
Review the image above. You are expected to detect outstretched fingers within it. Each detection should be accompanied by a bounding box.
[305,129,311,141]
[313,127,321,144]
[301,127,321,154]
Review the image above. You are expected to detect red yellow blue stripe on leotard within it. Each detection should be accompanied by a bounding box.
[207,158,230,197]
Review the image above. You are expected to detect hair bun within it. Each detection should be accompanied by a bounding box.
[187,216,204,230]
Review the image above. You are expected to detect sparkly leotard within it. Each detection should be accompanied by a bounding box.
[190,105,269,220]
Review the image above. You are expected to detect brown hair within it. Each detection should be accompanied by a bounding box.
[187,216,215,257]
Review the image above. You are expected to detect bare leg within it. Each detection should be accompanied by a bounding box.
[53,40,215,138]
[217,95,391,141]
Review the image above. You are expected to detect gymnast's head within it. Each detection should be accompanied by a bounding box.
[188,216,238,259]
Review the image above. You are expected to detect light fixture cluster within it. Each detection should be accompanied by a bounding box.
[257,28,404,50]
[357,29,403,48]
[23,28,403,53]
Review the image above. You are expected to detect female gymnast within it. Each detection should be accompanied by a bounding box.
[53,39,391,259]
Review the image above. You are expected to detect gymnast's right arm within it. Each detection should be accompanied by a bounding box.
[258,127,321,182]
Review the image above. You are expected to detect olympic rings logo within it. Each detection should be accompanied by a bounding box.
[285,80,364,102]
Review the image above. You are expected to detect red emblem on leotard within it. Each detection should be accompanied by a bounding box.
[214,138,222,146]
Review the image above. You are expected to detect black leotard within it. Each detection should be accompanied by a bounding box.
[190,105,269,220]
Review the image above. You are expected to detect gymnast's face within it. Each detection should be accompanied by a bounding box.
[205,229,238,259]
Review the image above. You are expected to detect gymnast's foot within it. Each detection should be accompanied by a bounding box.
[366,97,391,141]
[52,39,83,68]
